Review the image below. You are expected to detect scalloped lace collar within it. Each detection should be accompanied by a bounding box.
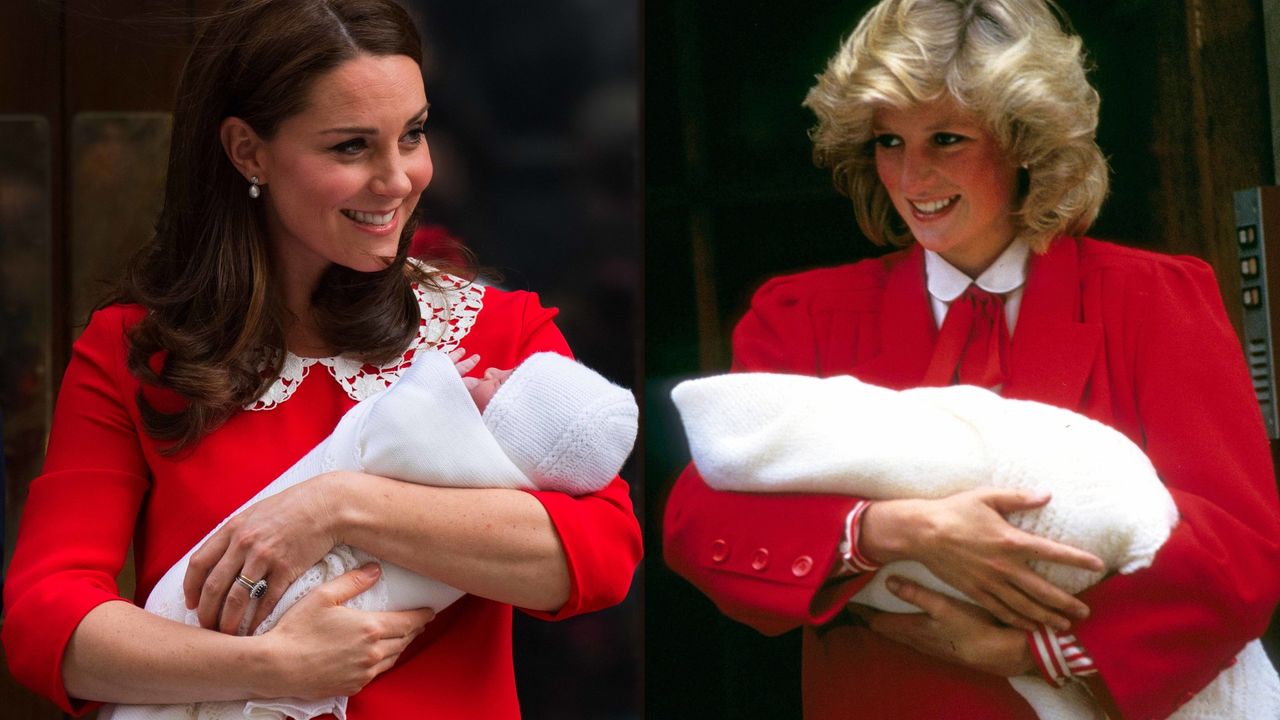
[245,274,485,411]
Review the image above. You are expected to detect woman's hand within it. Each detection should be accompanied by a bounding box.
[184,472,343,634]
[859,488,1104,632]
[855,576,1035,677]
[258,564,435,698]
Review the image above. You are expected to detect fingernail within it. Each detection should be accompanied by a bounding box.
[362,563,381,577]
[1074,605,1090,620]
[885,576,902,593]
[1053,618,1071,632]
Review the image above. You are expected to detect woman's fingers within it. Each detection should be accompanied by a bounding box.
[876,576,1037,678]
[195,539,252,630]
[975,489,1104,571]
[184,529,233,610]
[978,487,1052,514]
[885,575,949,617]
[984,578,1075,631]
[217,560,272,635]
[1018,532,1105,573]
[247,575,289,635]
[903,488,1100,631]
[313,563,383,605]
[1005,567,1090,621]
[376,607,437,639]
[966,586,1038,632]
[265,566,437,698]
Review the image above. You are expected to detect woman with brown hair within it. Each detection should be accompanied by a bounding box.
[664,0,1280,717]
[1,1,641,717]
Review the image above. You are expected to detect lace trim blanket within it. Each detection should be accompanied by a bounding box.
[101,351,542,720]
[671,372,1280,720]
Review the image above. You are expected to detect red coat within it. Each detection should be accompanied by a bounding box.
[4,284,642,719]
[664,237,1280,720]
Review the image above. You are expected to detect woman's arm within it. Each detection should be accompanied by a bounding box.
[183,470,569,625]
[185,289,641,631]
[63,566,433,704]
[3,308,430,709]
[665,269,1098,636]
[859,490,1099,632]
[1065,255,1280,719]
[336,475,569,610]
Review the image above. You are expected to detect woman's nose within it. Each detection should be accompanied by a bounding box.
[899,147,937,192]
[371,153,414,198]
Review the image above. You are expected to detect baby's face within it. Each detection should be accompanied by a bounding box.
[468,367,514,412]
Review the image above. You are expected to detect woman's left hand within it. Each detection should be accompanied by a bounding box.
[183,472,344,635]
[856,576,1036,678]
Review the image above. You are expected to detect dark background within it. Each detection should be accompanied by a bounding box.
[644,1,1274,718]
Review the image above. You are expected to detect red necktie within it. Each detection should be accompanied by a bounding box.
[924,285,1010,388]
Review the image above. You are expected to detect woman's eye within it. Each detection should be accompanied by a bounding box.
[402,125,426,144]
[873,134,902,149]
[331,138,367,155]
[933,133,964,146]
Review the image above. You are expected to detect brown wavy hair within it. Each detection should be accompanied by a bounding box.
[113,0,467,453]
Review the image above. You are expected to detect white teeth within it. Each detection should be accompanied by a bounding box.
[342,209,395,225]
[911,196,957,214]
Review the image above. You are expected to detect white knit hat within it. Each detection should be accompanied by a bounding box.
[482,352,638,495]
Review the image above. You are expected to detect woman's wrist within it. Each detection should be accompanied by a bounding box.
[859,499,927,564]
[1008,631,1037,677]
[241,634,286,700]
[316,470,360,547]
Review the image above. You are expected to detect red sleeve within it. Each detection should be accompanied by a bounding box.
[662,275,873,636]
[2,307,150,714]
[504,292,643,620]
[1074,259,1280,719]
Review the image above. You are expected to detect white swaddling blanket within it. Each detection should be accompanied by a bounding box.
[102,351,552,720]
[671,372,1280,720]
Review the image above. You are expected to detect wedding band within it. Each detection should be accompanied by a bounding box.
[236,574,268,599]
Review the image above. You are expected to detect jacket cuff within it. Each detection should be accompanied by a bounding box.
[1028,624,1098,687]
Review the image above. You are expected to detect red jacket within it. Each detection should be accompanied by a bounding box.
[664,237,1280,720]
[4,283,642,719]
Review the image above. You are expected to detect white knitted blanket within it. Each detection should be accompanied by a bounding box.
[671,372,1280,720]
[101,351,573,720]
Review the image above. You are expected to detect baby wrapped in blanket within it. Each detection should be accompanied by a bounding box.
[671,372,1280,720]
[101,350,638,720]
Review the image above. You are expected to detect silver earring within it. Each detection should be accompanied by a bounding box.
[249,175,261,199]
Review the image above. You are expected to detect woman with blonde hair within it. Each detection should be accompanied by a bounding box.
[664,0,1280,717]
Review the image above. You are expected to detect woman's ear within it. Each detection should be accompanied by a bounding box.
[220,117,267,183]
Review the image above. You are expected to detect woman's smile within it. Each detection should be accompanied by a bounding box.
[254,53,434,282]
[909,195,959,216]
[341,206,401,234]
[872,97,1020,277]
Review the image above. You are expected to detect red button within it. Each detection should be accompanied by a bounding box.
[751,548,770,571]
[791,555,814,577]
[711,539,729,563]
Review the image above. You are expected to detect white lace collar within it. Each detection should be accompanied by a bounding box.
[245,273,485,411]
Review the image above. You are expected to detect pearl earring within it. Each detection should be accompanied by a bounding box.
[249,176,261,199]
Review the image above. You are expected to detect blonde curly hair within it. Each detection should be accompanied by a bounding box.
[803,0,1108,252]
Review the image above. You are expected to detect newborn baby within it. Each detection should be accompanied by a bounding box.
[102,350,638,720]
[671,371,1279,720]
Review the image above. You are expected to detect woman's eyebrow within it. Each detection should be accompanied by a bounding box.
[319,104,431,135]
